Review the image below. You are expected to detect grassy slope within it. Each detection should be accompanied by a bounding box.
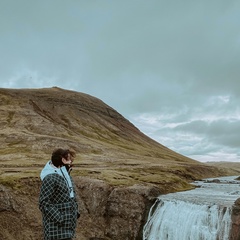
[0,87,239,193]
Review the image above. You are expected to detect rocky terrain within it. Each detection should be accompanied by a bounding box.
[0,87,239,240]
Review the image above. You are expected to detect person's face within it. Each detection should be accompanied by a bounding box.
[62,153,72,166]
[69,155,74,162]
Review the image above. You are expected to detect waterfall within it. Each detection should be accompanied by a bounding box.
[143,198,232,240]
[142,175,240,240]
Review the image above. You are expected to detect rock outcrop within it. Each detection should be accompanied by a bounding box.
[75,177,161,239]
[230,198,240,240]
[0,185,17,212]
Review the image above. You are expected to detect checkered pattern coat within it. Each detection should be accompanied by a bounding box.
[39,173,78,240]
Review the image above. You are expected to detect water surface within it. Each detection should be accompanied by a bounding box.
[143,176,240,240]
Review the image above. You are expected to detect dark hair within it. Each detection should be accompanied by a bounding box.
[51,148,69,167]
[69,148,76,159]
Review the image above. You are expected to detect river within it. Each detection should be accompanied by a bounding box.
[143,176,240,240]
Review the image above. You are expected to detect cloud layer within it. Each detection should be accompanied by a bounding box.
[1,0,240,162]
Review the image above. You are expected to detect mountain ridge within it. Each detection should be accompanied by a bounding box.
[0,87,236,188]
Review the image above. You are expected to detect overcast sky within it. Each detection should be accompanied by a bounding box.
[1,0,240,162]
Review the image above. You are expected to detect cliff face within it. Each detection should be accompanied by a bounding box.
[75,177,161,240]
[0,177,160,240]
[0,87,236,239]
[231,198,240,240]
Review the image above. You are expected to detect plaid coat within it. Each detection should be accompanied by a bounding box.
[39,173,78,240]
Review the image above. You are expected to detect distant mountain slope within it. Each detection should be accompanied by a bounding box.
[0,87,235,190]
[0,87,190,161]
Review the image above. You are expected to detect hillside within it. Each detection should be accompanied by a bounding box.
[0,87,238,190]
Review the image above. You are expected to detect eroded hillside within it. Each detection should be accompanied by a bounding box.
[0,87,233,189]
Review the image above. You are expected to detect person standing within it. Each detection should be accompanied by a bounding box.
[39,148,79,240]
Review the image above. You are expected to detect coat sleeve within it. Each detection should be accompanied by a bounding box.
[39,174,63,224]
[71,176,80,218]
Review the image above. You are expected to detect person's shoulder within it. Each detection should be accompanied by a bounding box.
[43,173,62,182]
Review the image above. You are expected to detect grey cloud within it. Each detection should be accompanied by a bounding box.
[2,1,240,86]
[208,120,240,148]
[174,120,208,134]
[84,1,240,87]
[173,119,240,149]
[1,0,240,162]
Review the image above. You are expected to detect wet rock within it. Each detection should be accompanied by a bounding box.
[230,198,240,240]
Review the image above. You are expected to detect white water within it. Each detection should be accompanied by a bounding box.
[143,176,240,240]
